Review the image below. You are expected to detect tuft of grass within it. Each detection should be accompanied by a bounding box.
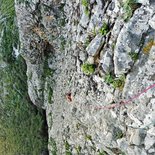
[128,52,139,61]
[49,137,57,155]
[113,128,124,140]
[81,0,89,7]
[75,145,82,155]
[84,8,90,16]
[65,141,72,155]
[85,134,92,141]
[92,26,97,36]
[98,150,107,155]
[99,22,109,36]
[81,63,95,75]
[122,0,141,22]
[105,73,125,90]
[81,0,90,16]
[104,73,114,84]
[84,38,91,48]
[112,76,125,90]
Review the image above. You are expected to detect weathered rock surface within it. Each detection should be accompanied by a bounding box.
[15,0,155,154]
[86,34,105,56]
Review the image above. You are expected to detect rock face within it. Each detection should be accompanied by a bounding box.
[15,0,155,154]
[86,34,105,56]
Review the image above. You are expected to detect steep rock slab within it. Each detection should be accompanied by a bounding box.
[46,1,155,155]
[15,1,45,108]
[114,6,153,76]
[15,0,61,108]
[86,34,105,56]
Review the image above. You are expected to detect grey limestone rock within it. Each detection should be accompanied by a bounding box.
[14,0,155,154]
[79,7,90,28]
[100,49,113,73]
[86,34,105,56]
[129,129,146,146]
[114,6,152,75]
[149,14,155,29]
[144,131,155,150]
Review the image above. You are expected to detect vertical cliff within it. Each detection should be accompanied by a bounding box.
[14,0,155,154]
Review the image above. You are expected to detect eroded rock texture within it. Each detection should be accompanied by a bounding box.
[15,0,155,154]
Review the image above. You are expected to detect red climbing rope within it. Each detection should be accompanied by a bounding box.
[93,83,155,110]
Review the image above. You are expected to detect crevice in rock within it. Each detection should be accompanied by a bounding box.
[41,110,49,155]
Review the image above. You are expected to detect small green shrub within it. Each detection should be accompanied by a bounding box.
[81,63,95,75]
[105,73,125,90]
[81,0,88,7]
[112,75,125,90]
[104,73,114,84]
[129,52,139,61]
[99,22,109,35]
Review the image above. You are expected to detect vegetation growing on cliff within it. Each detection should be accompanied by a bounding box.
[81,0,90,16]
[122,0,141,21]
[0,0,48,154]
[81,63,95,75]
[105,73,125,90]
[99,22,109,36]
